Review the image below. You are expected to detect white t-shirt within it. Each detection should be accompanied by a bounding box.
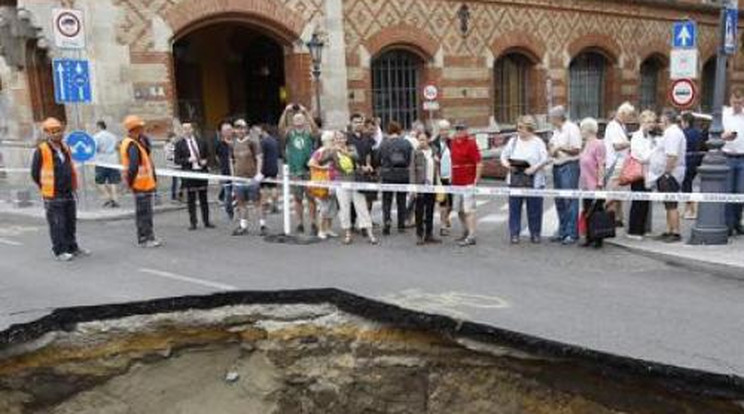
[603,119,629,169]
[500,136,549,188]
[549,121,582,165]
[722,106,744,154]
[93,130,119,164]
[630,130,655,164]
[649,124,686,184]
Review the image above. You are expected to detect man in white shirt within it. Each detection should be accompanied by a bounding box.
[548,106,582,244]
[93,121,121,208]
[722,88,744,235]
[655,108,687,243]
[604,102,635,227]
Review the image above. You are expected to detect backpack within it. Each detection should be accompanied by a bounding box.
[389,144,408,168]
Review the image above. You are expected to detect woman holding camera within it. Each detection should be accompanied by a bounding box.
[500,115,549,244]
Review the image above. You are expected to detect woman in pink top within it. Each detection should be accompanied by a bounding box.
[578,118,607,248]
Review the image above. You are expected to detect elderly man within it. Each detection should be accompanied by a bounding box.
[604,102,635,227]
[653,109,687,243]
[31,118,89,261]
[450,121,482,247]
[548,106,582,244]
[722,88,744,236]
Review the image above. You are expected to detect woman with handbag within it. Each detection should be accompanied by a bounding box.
[308,131,339,240]
[626,110,658,239]
[411,130,441,245]
[578,118,608,248]
[500,115,550,244]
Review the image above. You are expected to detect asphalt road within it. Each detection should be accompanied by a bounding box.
[1,194,744,379]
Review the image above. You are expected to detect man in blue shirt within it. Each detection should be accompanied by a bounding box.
[681,112,705,220]
[260,124,281,214]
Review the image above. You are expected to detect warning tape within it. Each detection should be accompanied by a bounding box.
[4,162,744,204]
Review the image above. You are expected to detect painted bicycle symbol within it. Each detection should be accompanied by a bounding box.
[381,289,510,319]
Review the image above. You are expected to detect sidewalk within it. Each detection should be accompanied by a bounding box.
[607,204,744,280]
[0,197,185,222]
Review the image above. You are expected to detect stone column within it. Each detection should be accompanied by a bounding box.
[321,0,350,129]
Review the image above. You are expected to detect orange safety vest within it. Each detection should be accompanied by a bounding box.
[39,141,78,199]
[120,136,156,192]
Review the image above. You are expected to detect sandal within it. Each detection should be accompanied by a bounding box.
[365,229,379,245]
[343,232,353,245]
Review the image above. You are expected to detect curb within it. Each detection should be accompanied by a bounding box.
[0,203,186,222]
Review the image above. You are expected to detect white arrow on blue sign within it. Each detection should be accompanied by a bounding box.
[724,8,739,55]
[672,21,697,49]
[65,131,96,163]
[52,59,92,104]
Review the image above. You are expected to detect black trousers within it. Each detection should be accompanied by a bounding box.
[415,193,436,238]
[187,186,210,226]
[382,179,408,229]
[135,192,155,243]
[582,198,605,245]
[628,180,650,236]
[45,195,78,256]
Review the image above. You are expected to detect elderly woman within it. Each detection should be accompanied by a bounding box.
[578,118,607,248]
[307,131,339,240]
[500,115,549,244]
[604,102,636,227]
[627,110,659,239]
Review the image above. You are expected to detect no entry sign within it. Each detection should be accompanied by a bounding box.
[670,79,696,109]
[423,84,438,101]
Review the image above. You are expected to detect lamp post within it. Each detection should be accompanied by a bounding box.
[306,32,324,121]
[690,1,736,245]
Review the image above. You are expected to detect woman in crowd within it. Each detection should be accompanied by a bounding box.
[411,130,441,245]
[500,115,549,244]
[333,131,378,245]
[578,118,607,248]
[627,110,658,239]
[307,131,339,240]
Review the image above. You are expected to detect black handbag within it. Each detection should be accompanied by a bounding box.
[587,202,616,240]
[510,170,534,188]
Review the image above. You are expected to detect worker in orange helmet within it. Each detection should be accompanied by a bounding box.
[120,115,162,248]
[30,118,90,261]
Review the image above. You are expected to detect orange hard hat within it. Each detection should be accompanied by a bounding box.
[123,115,145,132]
[41,118,63,132]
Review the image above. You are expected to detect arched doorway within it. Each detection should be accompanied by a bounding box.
[25,40,66,123]
[569,51,609,120]
[371,49,423,130]
[639,56,665,112]
[701,58,717,113]
[494,52,535,125]
[173,23,287,133]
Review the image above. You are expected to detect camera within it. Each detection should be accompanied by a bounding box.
[648,127,664,137]
[292,104,300,112]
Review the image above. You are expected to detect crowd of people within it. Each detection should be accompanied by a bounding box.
[29,88,744,260]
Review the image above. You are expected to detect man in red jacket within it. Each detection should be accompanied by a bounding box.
[450,122,482,247]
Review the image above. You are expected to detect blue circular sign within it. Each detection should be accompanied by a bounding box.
[65,130,96,162]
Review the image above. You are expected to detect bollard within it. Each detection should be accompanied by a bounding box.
[282,164,291,236]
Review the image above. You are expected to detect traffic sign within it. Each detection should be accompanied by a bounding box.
[52,9,85,49]
[423,101,440,111]
[672,20,696,49]
[724,8,738,55]
[670,49,698,80]
[670,79,697,109]
[65,131,96,162]
[423,84,438,101]
[52,59,92,104]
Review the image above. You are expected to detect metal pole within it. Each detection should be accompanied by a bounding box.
[282,164,291,236]
[313,66,322,121]
[690,5,731,245]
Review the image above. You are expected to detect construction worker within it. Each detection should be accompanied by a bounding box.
[30,117,90,261]
[120,115,162,248]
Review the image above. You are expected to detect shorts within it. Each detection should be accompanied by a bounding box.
[657,175,681,210]
[261,176,278,190]
[291,173,310,200]
[452,190,477,214]
[318,195,338,220]
[439,178,453,208]
[95,166,121,185]
[235,183,260,203]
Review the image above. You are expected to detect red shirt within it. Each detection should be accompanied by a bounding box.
[450,134,481,186]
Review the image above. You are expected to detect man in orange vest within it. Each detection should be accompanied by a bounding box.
[30,118,90,261]
[120,115,162,248]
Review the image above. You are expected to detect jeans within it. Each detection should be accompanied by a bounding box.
[628,180,650,236]
[509,196,543,238]
[135,192,155,243]
[44,195,78,256]
[415,193,436,238]
[553,161,579,239]
[382,178,408,229]
[725,155,744,230]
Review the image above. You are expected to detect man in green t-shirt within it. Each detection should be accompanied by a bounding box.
[279,104,319,235]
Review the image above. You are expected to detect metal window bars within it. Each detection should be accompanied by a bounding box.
[372,50,422,130]
[494,53,531,125]
[569,52,606,120]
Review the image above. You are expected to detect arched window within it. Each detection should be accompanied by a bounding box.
[494,52,533,125]
[701,58,717,113]
[569,52,608,120]
[25,40,66,123]
[639,57,663,111]
[371,49,422,130]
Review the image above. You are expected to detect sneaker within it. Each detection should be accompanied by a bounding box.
[530,235,542,244]
[71,248,91,257]
[55,252,74,262]
[232,227,248,236]
[457,237,477,247]
[561,237,577,245]
[318,231,328,240]
[549,235,564,243]
[455,233,469,242]
[140,239,162,248]
[625,234,644,241]
[326,230,339,239]
[510,236,520,245]
[664,233,682,243]
[102,200,113,208]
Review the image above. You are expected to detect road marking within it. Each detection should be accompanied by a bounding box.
[0,238,22,246]
[381,289,510,319]
[138,268,237,291]
[478,214,507,224]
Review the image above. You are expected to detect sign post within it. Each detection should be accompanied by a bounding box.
[65,131,96,211]
[52,9,85,50]
[422,84,439,127]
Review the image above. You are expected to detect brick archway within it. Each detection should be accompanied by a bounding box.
[567,34,622,65]
[364,24,438,61]
[491,31,546,63]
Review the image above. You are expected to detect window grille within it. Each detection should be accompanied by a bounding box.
[569,52,607,120]
[372,50,422,130]
[494,53,531,124]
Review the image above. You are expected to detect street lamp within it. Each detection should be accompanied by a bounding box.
[306,32,324,121]
[690,1,735,245]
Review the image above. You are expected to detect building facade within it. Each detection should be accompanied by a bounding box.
[1,0,743,141]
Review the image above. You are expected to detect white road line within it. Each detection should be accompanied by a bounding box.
[0,238,22,246]
[138,268,237,291]
[500,203,510,212]
[478,214,508,224]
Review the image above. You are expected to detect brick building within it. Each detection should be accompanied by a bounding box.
[1,0,743,141]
